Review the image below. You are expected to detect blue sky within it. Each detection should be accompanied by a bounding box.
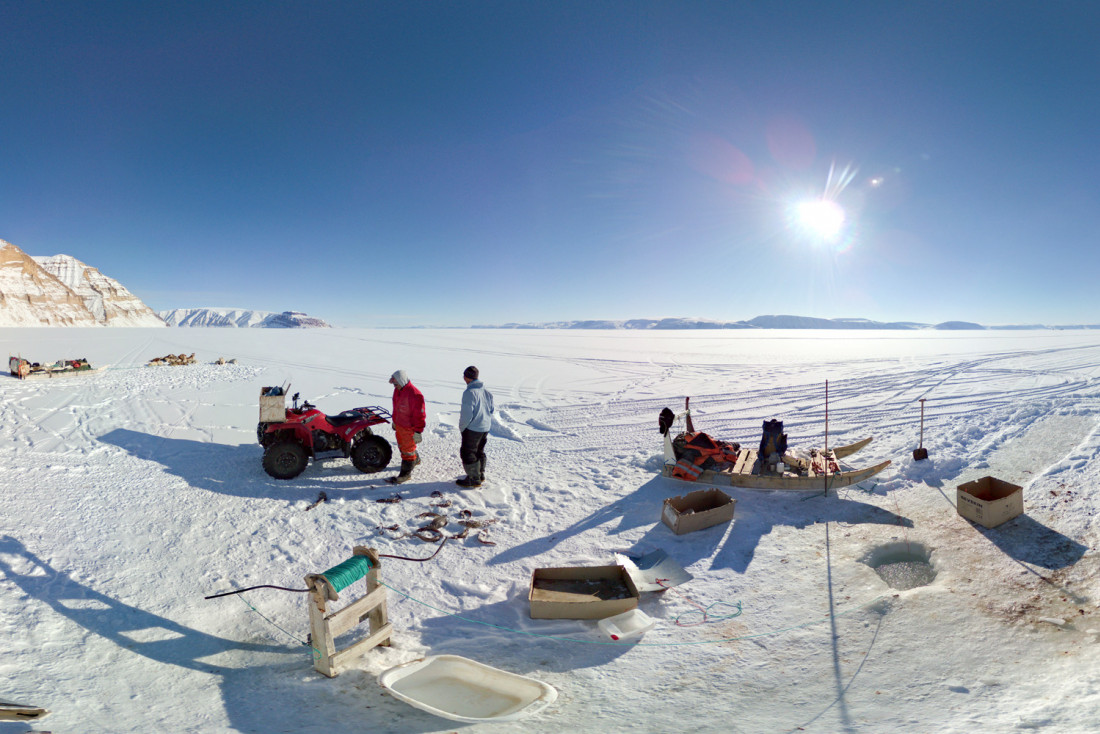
[3,2,1099,327]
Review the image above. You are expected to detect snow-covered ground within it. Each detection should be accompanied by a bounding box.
[2,328,1098,733]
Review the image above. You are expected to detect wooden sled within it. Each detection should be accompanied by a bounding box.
[660,401,889,491]
[661,450,891,491]
[0,700,49,721]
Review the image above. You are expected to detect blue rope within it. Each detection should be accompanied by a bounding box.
[236,593,317,657]
[672,600,743,627]
[226,579,885,651]
[381,581,887,647]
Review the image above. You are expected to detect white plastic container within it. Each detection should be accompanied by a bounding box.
[597,608,656,641]
[378,654,557,723]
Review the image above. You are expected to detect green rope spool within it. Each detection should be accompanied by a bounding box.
[321,554,373,593]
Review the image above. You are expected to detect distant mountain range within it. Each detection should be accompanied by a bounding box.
[5,239,1097,331]
[159,308,330,328]
[473,316,1100,330]
[0,238,329,328]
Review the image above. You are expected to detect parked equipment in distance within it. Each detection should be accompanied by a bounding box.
[9,355,96,379]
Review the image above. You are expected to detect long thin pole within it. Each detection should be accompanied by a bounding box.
[919,398,926,448]
[824,379,831,496]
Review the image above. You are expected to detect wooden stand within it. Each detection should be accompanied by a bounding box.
[305,546,392,677]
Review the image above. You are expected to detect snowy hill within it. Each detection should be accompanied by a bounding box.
[0,239,163,327]
[159,308,330,328]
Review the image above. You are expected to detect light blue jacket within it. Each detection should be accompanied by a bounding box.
[459,380,494,433]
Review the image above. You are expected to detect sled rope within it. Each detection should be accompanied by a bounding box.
[236,593,312,648]
[223,578,883,649]
[381,582,889,647]
[656,579,743,627]
[203,539,450,599]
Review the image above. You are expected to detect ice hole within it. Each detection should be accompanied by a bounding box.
[864,541,936,590]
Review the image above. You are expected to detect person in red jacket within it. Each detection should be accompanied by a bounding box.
[387,369,426,484]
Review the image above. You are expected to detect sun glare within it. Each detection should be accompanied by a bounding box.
[796,199,845,242]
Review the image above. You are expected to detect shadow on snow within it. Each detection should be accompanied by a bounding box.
[0,535,456,734]
[96,427,397,504]
[489,476,913,575]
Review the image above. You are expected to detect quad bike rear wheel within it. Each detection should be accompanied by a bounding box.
[263,439,309,479]
[351,434,392,473]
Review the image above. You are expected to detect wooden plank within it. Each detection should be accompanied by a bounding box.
[307,586,338,678]
[329,623,394,674]
[739,449,757,474]
[325,585,387,639]
[731,448,750,475]
[365,560,390,647]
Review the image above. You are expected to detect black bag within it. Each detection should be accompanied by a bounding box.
[759,419,788,459]
[658,407,676,435]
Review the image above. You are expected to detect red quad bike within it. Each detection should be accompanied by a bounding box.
[258,391,393,480]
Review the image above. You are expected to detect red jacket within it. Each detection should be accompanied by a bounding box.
[392,382,426,432]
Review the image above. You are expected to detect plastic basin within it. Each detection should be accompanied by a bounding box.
[597,608,656,641]
[378,654,557,723]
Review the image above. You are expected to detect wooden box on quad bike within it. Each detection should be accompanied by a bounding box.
[259,387,287,422]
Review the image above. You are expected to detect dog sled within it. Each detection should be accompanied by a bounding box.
[9,355,97,380]
[146,353,196,367]
[658,399,890,491]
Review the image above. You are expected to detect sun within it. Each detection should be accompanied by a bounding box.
[795,198,846,242]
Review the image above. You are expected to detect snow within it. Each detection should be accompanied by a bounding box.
[1,327,1098,733]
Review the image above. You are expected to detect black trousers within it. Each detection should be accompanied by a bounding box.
[459,429,488,468]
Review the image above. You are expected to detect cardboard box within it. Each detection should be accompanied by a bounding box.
[662,488,736,535]
[956,476,1023,528]
[259,387,287,422]
[528,565,640,620]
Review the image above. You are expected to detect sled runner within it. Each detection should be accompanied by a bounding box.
[0,700,49,720]
[659,400,890,491]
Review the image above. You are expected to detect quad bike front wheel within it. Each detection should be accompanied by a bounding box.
[351,434,392,473]
[263,440,309,479]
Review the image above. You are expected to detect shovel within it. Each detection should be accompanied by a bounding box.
[913,398,929,461]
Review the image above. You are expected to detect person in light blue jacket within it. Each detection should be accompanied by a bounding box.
[457,365,493,487]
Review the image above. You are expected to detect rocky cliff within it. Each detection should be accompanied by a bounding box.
[33,254,165,327]
[0,239,164,327]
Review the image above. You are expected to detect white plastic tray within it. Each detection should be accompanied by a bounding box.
[597,608,656,641]
[378,654,557,723]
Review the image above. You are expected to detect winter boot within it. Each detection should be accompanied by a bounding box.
[478,457,487,483]
[456,462,482,488]
[387,459,414,485]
